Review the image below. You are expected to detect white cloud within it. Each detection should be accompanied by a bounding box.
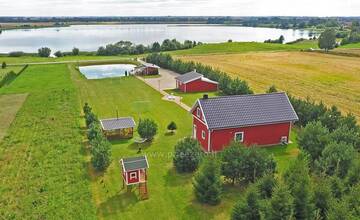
[0,0,358,16]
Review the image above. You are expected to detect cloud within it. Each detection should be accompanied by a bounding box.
[0,0,359,16]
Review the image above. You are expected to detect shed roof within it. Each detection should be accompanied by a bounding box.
[175,71,203,84]
[194,92,298,130]
[100,117,136,131]
[121,155,149,172]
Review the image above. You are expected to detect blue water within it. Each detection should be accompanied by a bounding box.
[0,24,313,53]
[79,64,136,79]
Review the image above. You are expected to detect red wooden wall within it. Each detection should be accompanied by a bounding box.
[177,78,218,93]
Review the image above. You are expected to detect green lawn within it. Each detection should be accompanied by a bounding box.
[165,89,220,107]
[0,66,24,78]
[340,42,360,48]
[0,65,96,219]
[170,41,318,56]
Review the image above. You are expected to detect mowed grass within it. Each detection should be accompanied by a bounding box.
[179,51,360,120]
[0,66,24,78]
[0,65,96,219]
[165,89,220,107]
[170,41,318,56]
[0,93,27,140]
[69,65,247,219]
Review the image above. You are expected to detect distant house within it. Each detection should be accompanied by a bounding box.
[100,117,136,139]
[135,60,160,75]
[190,92,298,152]
[175,70,218,93]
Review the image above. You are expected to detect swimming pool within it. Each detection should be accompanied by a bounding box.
[79,64,137,79]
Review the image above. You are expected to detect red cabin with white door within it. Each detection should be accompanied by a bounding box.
[120,155,149,185]
[191,93,299,152]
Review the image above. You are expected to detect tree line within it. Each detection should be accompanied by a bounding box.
[96,39,200,56]
[145,53,253,95]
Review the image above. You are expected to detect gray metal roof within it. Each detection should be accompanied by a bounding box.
[100,117,135,131]
[175,71,203,83]
[121,155,149,172]
[196,92,298,129]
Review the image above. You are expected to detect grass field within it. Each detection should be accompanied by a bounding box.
[165,89,219,107]
[179,51,360,120]
[0,65,96,219]
[0,66,24,77]
[170,41,318,56]
[0,93,27,140]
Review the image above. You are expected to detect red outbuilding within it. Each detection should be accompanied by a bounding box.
[120,155,149,199]
[175,70,218,93]
[190,92,299,152]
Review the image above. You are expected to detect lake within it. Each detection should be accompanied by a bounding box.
[79,64,136,79]
[0,24,312,53]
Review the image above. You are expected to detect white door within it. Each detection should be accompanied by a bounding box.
[193,125,197,138]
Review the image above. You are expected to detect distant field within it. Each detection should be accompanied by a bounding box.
[170,41,318,56]
[179,51,360,120]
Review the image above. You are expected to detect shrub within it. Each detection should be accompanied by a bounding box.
[221,143,276,184]
[298,121,330,162]
[265,183,294,220]
[1,62,6,69]
[315,142,355,178]
[87,122,102,141]
[72,47,80,56]
[8,51,24,57]
[83,102,92,115]
[256,174,277,199]
[90,137,111,171]
[173,137,203,173]
[38,47,51,57]
[85,112,98,128]
[266,85,278,93]
[137,118,158,141]
[193,157,222,205]
[54,51,63,57]
[167,121,177,133]
[232,187,262,220]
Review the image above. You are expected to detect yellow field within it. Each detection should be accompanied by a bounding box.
[179,51,360,120]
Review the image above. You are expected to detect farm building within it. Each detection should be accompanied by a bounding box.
[175,70,218,93]
[134,61,160,76]
[190,92,298,152]
[99,117,135,139]
[120,155,149,199]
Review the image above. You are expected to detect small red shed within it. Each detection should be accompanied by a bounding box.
[135,62,160,76]
[120,155,149,199]
[175,70,218,93]
[190,92,299,152]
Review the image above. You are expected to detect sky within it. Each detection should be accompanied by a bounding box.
[0,0,359,17]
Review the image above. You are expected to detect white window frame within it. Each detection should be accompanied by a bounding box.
[234,132,244,143]
[196,108,201,118]
[202,130,206,140]
[129,171,137,180]
[193,124,197,138]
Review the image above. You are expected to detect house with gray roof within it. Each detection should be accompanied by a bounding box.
[175,70,218,93]
[190,92,298,152]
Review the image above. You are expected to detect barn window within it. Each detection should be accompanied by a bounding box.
[202,130,206,140]
[129,172,137,180]
[234,132,244,142]
[196,108,201,118]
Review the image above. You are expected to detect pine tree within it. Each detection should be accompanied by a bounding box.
[283,154,314,220]
[193,157,222,205]
[313,179,332,219]
[232,188,262,220]
[266,183,294,220]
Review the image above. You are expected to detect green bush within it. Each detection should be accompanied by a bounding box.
[90,137,112,171]
[173,137,203,173]
[38,47,51,57]
[232,187,262,220]
[137,118,158,141]
[1,61,6,69]
[193,156,222,205]
[167,121,177,133]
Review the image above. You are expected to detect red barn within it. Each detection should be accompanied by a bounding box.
[175,70,218,93]
[190,92,298,152]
